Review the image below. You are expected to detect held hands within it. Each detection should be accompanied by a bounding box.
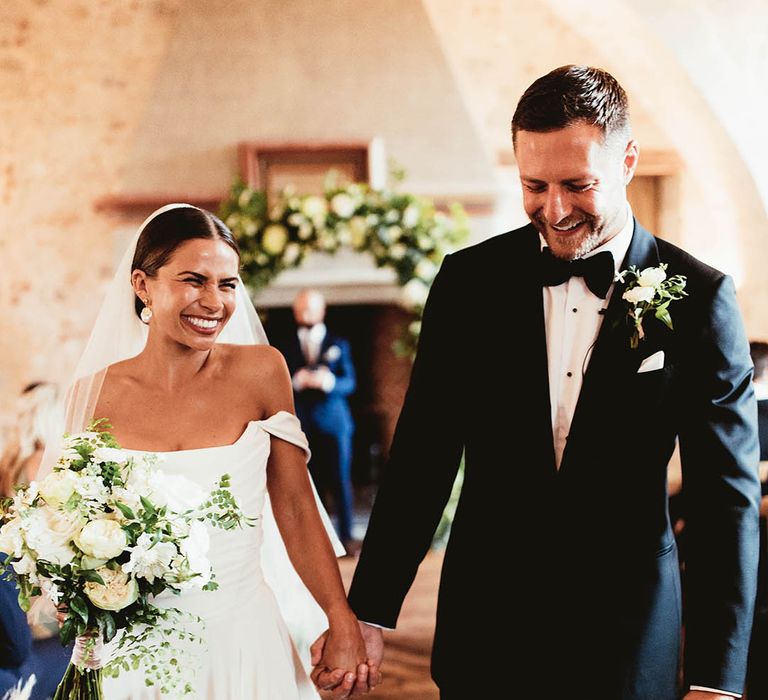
[682,692,736,700]
[310,620,383,698]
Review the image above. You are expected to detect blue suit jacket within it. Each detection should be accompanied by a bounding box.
[280,330,356,436]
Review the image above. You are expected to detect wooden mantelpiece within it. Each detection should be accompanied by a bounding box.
[93,191,495,218]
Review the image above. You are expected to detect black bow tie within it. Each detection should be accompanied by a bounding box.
[540,248,615,299]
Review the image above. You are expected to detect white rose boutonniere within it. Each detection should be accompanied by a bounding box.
[618,263,687,349]
[323,345,342,363]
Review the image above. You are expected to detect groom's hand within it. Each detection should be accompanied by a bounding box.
[682,692,737,700]
[310,623,384,697]
[359,622,384,687]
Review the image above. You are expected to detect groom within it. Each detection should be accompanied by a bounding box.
[314,65,761,699]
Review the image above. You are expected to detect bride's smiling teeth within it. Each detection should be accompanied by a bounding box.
[183,315,221,330]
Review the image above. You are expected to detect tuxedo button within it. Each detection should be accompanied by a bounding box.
[566,371,573,377]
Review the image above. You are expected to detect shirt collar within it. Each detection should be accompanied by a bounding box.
[538,202,634,277]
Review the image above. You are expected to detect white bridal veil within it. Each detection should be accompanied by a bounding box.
[36,203,343,668]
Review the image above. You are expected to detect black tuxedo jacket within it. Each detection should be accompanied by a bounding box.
[348,221,760,699]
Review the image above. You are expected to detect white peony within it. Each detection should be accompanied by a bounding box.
[84,567,138,611]
[0,517,24,557]
[122,533,177,583]
[148,472,206,513]
[622,286,656,305]
[74,519,127,560]
[330,193,356,218]
[261,225,288,256]
[38,470,77,508]
[24,506,81,565]
[637,267,666,288]
[11,553,37,577]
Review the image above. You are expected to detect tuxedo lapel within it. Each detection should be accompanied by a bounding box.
[516,226,558,475]
[559,221,661,473]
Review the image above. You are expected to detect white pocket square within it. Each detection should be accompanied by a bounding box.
[637,350,665,373]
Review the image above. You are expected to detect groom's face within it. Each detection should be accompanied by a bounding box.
[515,120,638,261]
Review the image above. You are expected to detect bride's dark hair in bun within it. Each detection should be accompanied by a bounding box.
[131,206,240,319]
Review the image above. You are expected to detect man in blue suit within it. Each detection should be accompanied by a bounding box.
[281,288,357,552]
[1,576,71,699]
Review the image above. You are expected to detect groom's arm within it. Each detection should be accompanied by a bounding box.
[348,254,466,628]
[679,274,760,696]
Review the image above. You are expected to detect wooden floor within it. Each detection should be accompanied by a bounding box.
[338,551,443,700]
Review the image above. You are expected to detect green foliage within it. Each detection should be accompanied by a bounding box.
[219,168,470,358]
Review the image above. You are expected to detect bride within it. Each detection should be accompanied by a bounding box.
[47,203,373,698]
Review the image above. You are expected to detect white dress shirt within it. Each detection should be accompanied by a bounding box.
[542,205,738,698]
[298,323,327,366]
[543,204,633,470]
[294,323,336,393]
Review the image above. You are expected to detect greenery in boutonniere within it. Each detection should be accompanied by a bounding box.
[617,264,687,349]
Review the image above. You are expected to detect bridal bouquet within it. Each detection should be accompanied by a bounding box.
[0,420,255,698]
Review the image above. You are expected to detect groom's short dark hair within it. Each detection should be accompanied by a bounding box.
[511,65,629,145]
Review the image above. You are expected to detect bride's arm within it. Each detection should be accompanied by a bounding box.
[257,347,370,695]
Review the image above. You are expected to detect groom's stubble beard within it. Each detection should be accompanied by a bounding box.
[532,209,606,261]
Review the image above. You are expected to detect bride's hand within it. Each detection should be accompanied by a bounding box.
[310,614,370,698]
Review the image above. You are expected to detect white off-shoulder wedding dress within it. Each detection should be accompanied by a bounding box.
[104,411,328,699]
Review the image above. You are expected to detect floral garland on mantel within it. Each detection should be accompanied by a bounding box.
[218,171,470,356]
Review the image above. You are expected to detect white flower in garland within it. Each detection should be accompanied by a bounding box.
[262,224,288,256]
[331,193,356,218]
[302,196,327,220]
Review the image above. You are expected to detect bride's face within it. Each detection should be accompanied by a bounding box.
[134,238,240,351]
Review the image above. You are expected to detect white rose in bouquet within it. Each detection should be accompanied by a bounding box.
[74,519,127,560]
[0,517,24,558]
[84,567,139,612]
[24,506,81,565]
[38,470,77,508]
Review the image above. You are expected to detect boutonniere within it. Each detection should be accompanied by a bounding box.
[616,264,687,349]
[323,345,342,362]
